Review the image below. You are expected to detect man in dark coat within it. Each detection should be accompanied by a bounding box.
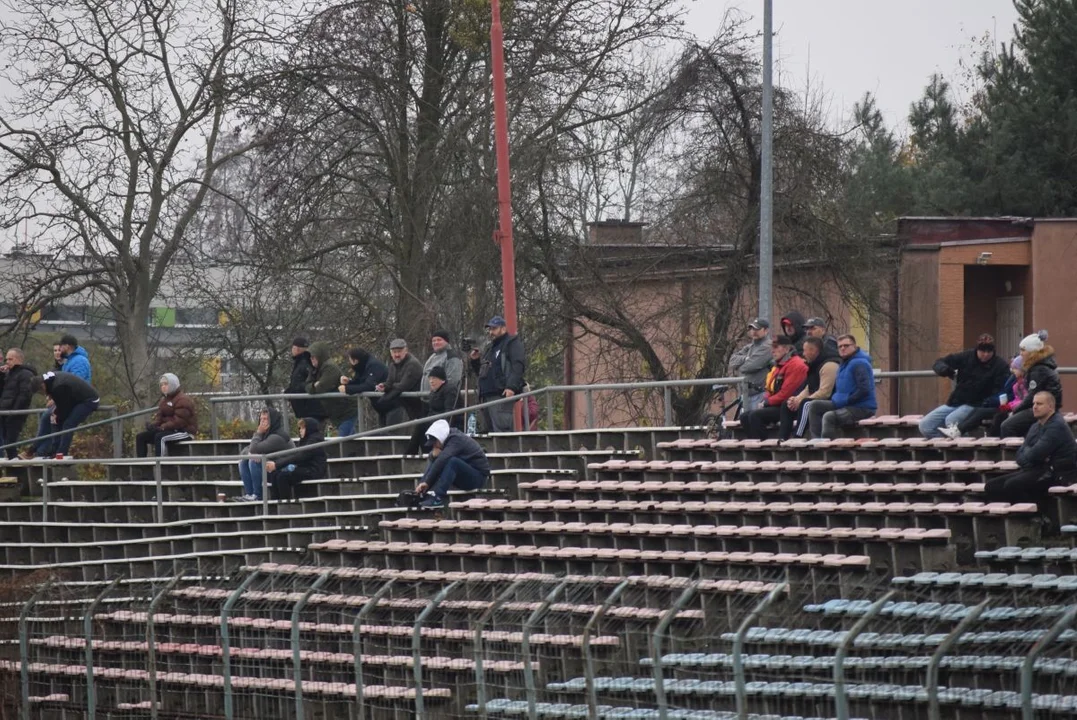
[778,310,807,355]
[306,342,355,436]
[468,315,527,432]
[25,371,100,458]
[0,348,36,459]
[285,336,323,422]
[413,419,490,509]
[985,391,1077,507]
[267,417,328,501]
[920,333,1010,439]
[405,365,463,454]
[372,339,424,426]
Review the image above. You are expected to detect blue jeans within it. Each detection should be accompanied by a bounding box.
[918,404,975,438]
[336,416,357,437]
[238,458,264,499]
[35,400,99,456]
[429,456,487,500]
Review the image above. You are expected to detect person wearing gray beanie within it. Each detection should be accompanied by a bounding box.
[135,373,198,457]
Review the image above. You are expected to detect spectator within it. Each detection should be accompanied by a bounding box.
[50,344,63,372]
[135,373,198,457]
[779,310,807,354]
[783,336,840,440]
[236,407,293,501]
[405,365,463,455]
[468,315,527,432]
[413,419,490,509]
[338,348,389,422]
[266,417,328,501]
[802,317,839,354]
[806,334,877,439]
[373,339,424,426]
[729,318,772,412]
[740,336,808,440]
[285,336,323,423]
[984,391,1076,507]
[953,355,1028,438]
[34,336,93,452]
[24,371,100,459]
[921,334,1009,439]
[0,349,36,459]
[421,330,464,402]
[1001,332,1062,438]
[306,342,355,436]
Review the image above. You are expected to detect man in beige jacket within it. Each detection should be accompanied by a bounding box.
[780,337,840,440]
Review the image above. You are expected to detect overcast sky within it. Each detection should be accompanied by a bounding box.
[685,0,1019,133]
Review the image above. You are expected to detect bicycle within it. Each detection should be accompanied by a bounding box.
[702,384,743,439]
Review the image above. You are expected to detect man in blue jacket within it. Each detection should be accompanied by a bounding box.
[805,334,877,439]
[33,335,93,451]
[413,419,490,509]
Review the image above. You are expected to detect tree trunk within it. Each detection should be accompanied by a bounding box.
[113,295,154,406]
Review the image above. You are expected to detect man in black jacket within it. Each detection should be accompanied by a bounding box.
[25,371,100,458]
[285,336,323,422]
[0,349,36,459]
[985,392,1077,507]
[469,315,526,432]
[413,419,490,509]
[373,339,423,426]
[920,334,1009,439]
[404,365,463,454]
[266,417,328,501]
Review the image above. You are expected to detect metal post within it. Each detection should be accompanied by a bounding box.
[147,574,186,720]
[292,571,332,720]
[412,581,459,717]
[758,0,774,321]
[545,388,554,431]
[210,402,219,440]
[84,577,121,720]
[474,579,527,718]
[1021,604,1077,720]
[39,463,48,523]
[111,406,122,458]
[585,390,594,429]
[834,590,895,720]
[354,579,396,718]
[663,387,673,427]
[153,460,164,524]
[261,461,269,515]
[522,580,570,719]
[584,580,630,718]
[19,580,52,720]
[222,571,260,720]
[733,582,788,719]
[926,600,987,720]
[652,581,701,720]
[489,0,517,333]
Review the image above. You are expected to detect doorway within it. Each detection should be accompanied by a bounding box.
[996,295,1024,360]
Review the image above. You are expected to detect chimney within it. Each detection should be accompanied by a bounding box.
[586,218,648,245]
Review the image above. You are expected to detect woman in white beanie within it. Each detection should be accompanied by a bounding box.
[1001,332,1062,438]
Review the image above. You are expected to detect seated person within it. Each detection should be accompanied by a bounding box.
[1001,332,1061,438]
[236,407,293,501]
[984,391,1077,508]
[952,355,1028,438]
[781,337,839,440]
[136,373,198,457]
[920,334,1008,439]
[806,335,877,439]
[405,365,463,455]
[266,417,328,501]
[740,336,807,440]
[24,371,100,459]
[413,419,490,509]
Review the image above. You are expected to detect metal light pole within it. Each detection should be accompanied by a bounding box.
[759,0,774,322]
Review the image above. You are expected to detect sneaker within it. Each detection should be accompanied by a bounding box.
[17,450,34,461]
[419,495,445,509]
[939,425,961,440]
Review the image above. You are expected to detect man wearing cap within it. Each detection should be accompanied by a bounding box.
[803,317,838,354]
[373,339,424,426]
[421,330,464,406]
[469,316,527,432]
[729,318,772,412]
[739,335,808,440]
[920,333,1009,439]
[285,336,323,422]
[413,418,490,509]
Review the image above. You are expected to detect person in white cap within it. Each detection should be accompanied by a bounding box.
[412,419,490,509]
[1001,330,1061,438]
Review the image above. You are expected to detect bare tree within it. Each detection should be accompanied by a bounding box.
[0,0,283,402]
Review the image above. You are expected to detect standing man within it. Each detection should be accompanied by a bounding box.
[469,316,526,432]
[921,334,1010,439]
[24,371,100,459]
[285,336,323,423]
[0,349,36,459]
[421,330,464,405]
[372,339,424,426]
[729,318,772,412]
[806,334,877,439]
[802,318,839,354]
[306,342,354,436]
[35,336,93,450]
[984,391,1077,506]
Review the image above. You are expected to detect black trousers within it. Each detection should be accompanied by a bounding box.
[271,468,316,501]
[743,405,782,440]
[1000,409,1036,438]
[984,466,1076,508]
[135,429,191,458]
[1,416,28,460]
[956,407,997,434]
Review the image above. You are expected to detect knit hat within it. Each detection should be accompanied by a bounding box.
[429,365,447,381]
[291,336,310,349]
[976,333,995,352]
[1010,355,1023,371]
[160,373,180,394]
[1019,333,1045,352]
[431,329,451,343]
[425,419,451,444]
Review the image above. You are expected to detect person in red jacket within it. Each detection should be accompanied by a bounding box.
[741,336,808,440]
[136,373,198,457]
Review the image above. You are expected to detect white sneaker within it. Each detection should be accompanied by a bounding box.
[939,425,961,439]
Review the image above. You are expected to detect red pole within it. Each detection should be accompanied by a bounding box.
[490,0,522,430]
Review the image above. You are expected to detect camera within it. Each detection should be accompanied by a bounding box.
[461,337,476,353]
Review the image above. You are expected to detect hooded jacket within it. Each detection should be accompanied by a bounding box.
[1014,346,1062,414]
[798,346,841,401]
[60,346,92,382]
[763,351,808,407]
[779,311,806,354]
[42,371,99,425]
[278,417,328,480]
[1016,411,1077,472]
[729,336,772,393]
[344,351,389,396]
[247,408,294,456]
[418,424,491,489]
[0,364,36,412]
[154,376,197,434]
[831,349,877,411]
[932,349,1010,407]
[286,349,323,420]
[306,342,354,424]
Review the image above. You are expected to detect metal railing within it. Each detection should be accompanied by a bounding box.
[0,405,136,459]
